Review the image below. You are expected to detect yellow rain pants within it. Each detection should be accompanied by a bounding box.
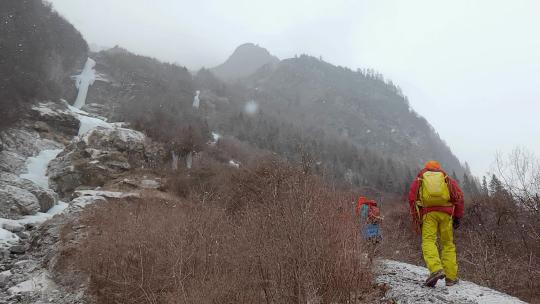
[421,211,458,280]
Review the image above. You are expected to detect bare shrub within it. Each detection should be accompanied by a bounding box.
[377,203,422,265]
[457,195,540,303]
[494,147,540,213]
[57,160,376,304]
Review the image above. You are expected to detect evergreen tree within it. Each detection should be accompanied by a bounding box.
[463,173,472,195]
[489,174,504,195]
[451,170,460,185]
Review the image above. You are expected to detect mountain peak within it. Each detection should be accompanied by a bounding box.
[211,43,279,81]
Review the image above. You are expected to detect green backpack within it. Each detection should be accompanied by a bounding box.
[418,171,452,207]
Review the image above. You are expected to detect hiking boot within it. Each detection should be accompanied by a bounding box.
[424,269,445,287]
[445,278,459,287]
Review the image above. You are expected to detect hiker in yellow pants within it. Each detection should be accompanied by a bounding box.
[408,160,464,287]
[422,212,457,282]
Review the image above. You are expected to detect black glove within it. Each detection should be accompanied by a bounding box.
[453,217,461,230]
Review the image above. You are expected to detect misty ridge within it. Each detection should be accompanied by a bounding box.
[0,0,539,303]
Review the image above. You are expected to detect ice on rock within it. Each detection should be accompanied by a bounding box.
[211,132,221,145]
[193,90,200,109]
[68,105,113,136]
[186,152,193,169]
[73,58,97,109]
[19,149,63,189]
[171,151,179,171]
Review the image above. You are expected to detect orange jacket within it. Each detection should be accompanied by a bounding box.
[408,168,464,223]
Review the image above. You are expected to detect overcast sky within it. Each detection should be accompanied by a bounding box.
[48,0,540,177]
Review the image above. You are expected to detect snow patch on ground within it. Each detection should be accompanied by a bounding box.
[75,190,140,199]
[70,196,107,210]
[377,259,526,304]
[229,160,240,168]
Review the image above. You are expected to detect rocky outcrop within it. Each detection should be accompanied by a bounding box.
[0,185,41,219]
[48,126,148,197]
[0,128,62,159]
[0,172,58,213]
[0,151,26,175]
[30,101,80,137]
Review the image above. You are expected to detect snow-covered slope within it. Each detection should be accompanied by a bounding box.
[377,260,527,304]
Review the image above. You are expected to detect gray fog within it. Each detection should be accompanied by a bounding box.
[48,0,540,177]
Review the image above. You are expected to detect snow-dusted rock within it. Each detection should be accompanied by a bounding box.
[9,244,26,254]
[0,270,11,288]
[48,149,131,197]
[30,101,80,136]
[47,151,83,197]
[7,271,57,295]
[48,125,149,197]
[0,172,58,213]
[0,128,62,158]
[0,150,26,175]
[2,222,24,233]
[83,126,145,153]
[81,103,109,120]
[0,185,41,219]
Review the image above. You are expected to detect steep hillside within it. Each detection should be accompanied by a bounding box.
[211,43,279,81]
[241,55,467,177]
[54,44,471,195]
[0,0,88,130]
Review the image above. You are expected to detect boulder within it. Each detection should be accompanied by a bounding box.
[48,126,149,197]
[0,128,62,158]
[30,101,80,136]
[83,126,146,154]
[0,185,40,219]
[9,245,26,254]
[0,172,58,212]
[47,151,84,197]
[0,151,26,174]
[2,222,24,233]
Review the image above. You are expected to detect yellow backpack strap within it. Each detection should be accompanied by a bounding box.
[416,177,423,206]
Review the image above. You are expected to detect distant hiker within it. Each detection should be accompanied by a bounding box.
[356,196,382,242]
[408,160,464,287]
